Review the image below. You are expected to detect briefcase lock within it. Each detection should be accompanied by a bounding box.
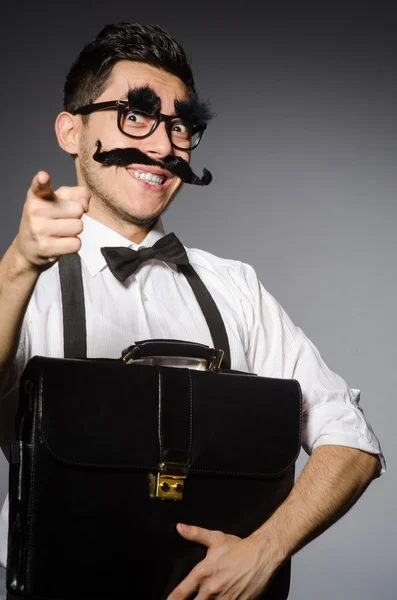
[149,462,187,501]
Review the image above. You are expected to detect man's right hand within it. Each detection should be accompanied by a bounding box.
[14,171,91,272]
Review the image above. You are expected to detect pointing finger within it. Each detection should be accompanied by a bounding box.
[30,171,55,200]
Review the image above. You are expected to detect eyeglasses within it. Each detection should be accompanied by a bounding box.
[73,100,206,151]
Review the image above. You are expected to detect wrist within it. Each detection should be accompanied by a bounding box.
[5,239,41,280]
[249,521,289,569]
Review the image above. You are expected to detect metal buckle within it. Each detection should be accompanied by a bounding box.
[120,345,140,364]
[149,462,187,501]
[206,349,224,372]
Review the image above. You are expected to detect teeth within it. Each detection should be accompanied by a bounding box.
[133,170,165,185]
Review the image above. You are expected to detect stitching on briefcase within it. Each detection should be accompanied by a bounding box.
[37,373,303,476]
[189,467,294,477]
[158,368,163,462]
[188,369,193,463]
[189,379,303,478]
[25,373,42,590]
[38,376,159,470]
[39,438,159,470]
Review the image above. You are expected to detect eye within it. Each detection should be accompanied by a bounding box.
[125,111,146,123]
[171,121,191,135]
[172,121,189,133]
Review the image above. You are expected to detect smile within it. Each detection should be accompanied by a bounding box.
[125,167,171,191]
[132,170,166,186]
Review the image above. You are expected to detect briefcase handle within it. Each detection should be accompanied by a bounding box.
[120,339,225,372]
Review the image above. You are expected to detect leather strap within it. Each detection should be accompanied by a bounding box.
[178,264,230,369]
[58,254,87,359]
[58,254,231,369]
[159,367,193,465]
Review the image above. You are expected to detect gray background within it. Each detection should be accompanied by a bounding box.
[0,1,395,598]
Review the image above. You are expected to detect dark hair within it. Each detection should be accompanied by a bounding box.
[63,22,197,114]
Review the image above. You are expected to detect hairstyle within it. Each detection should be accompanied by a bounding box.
[63,22,197,115]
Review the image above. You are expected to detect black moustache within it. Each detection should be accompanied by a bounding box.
[93,140,212,186]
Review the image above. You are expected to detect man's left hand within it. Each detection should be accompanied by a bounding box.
[167,523,277,600]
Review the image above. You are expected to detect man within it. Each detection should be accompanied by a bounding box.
[0,21,384,599]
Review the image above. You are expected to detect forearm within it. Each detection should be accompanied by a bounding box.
[0,239,39,386]
[251,445,380,565]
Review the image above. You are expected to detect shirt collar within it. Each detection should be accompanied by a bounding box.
[78,215,172,277]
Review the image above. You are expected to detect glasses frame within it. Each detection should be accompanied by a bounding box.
[73,100,206,151]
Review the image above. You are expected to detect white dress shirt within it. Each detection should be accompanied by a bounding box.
[0,214,385,566]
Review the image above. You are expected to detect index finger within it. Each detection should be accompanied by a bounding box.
[30,171,55,200]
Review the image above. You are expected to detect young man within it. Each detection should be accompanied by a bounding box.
[0,22,384,600]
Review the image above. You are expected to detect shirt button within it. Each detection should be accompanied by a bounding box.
[142,293,148,302]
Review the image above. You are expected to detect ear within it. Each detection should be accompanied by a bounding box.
[55,112,81,155]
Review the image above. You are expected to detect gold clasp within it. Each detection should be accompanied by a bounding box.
[120,345,140,364]
[206,349,224,372]
[149,462,187,501]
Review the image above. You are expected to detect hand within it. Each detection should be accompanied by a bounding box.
[14,171,90,271]
[167,523,278,600]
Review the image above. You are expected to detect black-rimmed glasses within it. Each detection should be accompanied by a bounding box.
[73,101,206,151]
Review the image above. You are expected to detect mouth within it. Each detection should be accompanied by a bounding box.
[125,166,171,189]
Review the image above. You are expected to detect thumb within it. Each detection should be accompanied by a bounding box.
[176,523,219,548]
[76,188,91,214]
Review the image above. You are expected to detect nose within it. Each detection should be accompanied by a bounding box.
[140,122,173,159]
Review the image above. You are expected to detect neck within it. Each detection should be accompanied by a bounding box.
[86,203,155,244]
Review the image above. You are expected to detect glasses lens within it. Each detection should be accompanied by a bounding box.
[120,108,156,138]
[170,120,202,150]
[119,107,203,150]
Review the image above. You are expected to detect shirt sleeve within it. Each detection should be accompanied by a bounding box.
[234,262,386,472]
[0,315,30,401]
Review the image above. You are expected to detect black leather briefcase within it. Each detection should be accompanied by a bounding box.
[6,255,303,600]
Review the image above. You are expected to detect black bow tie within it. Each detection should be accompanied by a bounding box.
[100,232,189,282]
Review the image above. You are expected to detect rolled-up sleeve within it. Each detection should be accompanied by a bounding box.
[236,262,386,472]
[0,315,30,402]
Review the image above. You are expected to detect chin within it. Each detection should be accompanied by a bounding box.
[118,206,165,228]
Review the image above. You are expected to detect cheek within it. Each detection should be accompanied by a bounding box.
[87,119,136,151]
[175,149,190,162]
[172,178,184,194]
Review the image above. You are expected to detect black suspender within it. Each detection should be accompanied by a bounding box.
[59,253,87,359]
[58,254,231,369]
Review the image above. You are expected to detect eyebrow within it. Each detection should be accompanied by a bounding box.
[125,86,161,115]
[124,85,214,126]
[174,97,214,126]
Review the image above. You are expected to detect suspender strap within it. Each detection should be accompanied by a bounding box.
[178,264,231,369]
[58,254,231,369]
[58,254,87,359]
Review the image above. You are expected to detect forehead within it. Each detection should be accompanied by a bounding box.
[98,60,189,107]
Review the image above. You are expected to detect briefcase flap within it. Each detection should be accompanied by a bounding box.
[24,356,302,478]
